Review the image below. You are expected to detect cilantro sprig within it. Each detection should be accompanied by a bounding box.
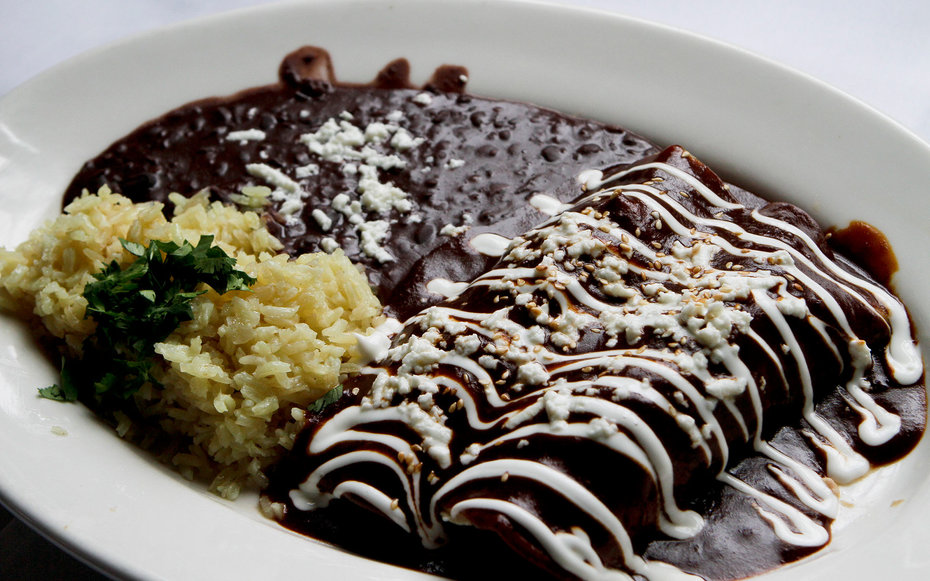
[39,236,255,404]
[307,384,344,413]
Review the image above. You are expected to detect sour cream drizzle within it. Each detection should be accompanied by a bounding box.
[287,149,922,580]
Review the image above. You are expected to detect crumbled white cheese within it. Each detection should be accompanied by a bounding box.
[358,220,394,263]
[454,334,482,356]
[390,128,425,151]
[705,377,748,399]
[226,128,266,142]
[396,402,452,468]
[517,362,550,386]
[478,355,499,370]
[295,163,320,178]
[246,163,300,193]
[440,223,470,237]
[245,163,305,222]
[459,443,482,465]
[413,92,433,105]
[586,417,618,440]
[311,209,333,231]
[320,237,339,253]
[543,390,573,428]
[358,165,413,214]
[291,112,431,262]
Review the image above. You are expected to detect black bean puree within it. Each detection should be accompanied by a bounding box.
[64,47,655,321]
[63,47,925,581]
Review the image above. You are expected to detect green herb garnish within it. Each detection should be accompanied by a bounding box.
[38,358,78,402]
[40,236,255,404]
[307,384,344,413]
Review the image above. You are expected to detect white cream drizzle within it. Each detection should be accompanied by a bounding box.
[468,232,512,257]
[529,192,571,216]
[289,152,922,579]
[426,278,470,299]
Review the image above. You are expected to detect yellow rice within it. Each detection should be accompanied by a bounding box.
[0,188,383,498]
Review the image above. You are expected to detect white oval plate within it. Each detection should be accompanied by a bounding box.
[1,0,928,579]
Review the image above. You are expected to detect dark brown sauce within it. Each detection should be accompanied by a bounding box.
[828,220,899,288]
[64,46,656,321]
[63,47,925,581]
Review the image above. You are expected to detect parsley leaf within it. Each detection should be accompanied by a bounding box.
[40,236,255,404]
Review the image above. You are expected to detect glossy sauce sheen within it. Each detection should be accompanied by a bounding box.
[63,47,925,581]
[64,47,655,320]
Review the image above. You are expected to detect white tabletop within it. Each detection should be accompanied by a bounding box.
[2,0,928,578]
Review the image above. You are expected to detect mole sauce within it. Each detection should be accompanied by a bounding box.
[63,47,925,581]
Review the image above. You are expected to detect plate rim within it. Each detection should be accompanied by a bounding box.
[0,1,928,580]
